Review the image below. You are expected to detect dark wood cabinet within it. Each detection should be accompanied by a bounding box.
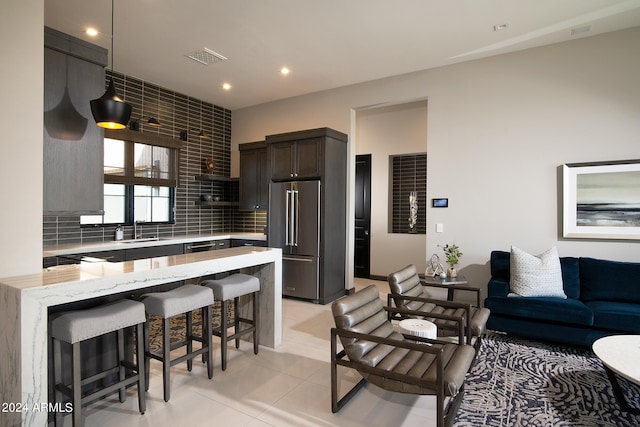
[124,244,183,261]
[239,141,268,210]
[213,239,230,250]
[231,239,267,248]
[43,250,125,268]
[268,138,321,181]
[43,27,108,214]
[88,250,126,262]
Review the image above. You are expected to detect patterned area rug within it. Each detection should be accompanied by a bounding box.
[454,334,640,426]
[147,301,233,354]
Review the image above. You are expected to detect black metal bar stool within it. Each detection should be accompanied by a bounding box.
[51,299,146,427]
[201,274,260,370]
[141,284,214,402]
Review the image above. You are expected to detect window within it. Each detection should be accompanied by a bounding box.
[134,185,171,223]
[389,153,427,234]
[134,144,171,180]
[81,129,181,226]
[104,138,125,176]
[103,183,126,224]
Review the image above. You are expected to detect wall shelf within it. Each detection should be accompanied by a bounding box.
[195,175,239,207]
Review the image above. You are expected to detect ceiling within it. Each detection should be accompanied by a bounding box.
[44,0,640,110]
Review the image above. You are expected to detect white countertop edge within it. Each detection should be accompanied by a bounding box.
[4,247,280,293]
[43,233,267,257]
[21,248,282,306]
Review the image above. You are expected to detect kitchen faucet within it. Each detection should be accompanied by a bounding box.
[134,220,145,240]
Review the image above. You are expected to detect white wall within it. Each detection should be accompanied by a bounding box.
[0,1,43,277]
[356,101,428,276]
[232,27,640,293]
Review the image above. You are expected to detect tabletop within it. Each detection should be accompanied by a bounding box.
[592,335,640,385]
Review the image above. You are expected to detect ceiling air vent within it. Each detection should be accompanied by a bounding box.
[570,25,591,36]
[186,48,227,65]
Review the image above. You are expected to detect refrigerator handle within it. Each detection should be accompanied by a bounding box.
[289,189,296,247]
[293,189,299,247]
[285,189,291,246]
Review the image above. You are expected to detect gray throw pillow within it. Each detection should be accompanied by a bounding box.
[509,246,566,298]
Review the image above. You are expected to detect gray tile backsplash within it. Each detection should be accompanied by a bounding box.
[43,71,266,247]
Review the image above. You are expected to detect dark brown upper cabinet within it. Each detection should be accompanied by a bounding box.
[239,141,268,210]
[268,138,322,181]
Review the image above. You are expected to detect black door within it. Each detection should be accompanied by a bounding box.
[354,154,371,278]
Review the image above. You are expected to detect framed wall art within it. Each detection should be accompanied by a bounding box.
[562,160,640,240]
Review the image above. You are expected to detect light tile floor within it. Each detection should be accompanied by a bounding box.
[61,278,441,426]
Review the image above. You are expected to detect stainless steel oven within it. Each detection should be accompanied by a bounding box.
[184,241,216,253]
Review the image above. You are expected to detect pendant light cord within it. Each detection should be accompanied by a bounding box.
[110,0,114,72]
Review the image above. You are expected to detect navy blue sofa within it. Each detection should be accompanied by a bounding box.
[485,250,640,347]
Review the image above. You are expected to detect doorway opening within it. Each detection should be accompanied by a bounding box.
[354,154,371,278]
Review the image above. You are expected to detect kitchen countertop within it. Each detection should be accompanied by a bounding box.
[43,232,267,257]
[0,246,281,427]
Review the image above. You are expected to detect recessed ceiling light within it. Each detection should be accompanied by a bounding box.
[280,67,290,75]
[222,83,232,90]
[86,27,99,37]
[493,23,509,32]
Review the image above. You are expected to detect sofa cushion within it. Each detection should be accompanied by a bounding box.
[490,251,511,282]
[488,279,510,298]
[490,251,580,298]
[509,246,566,298]
[485,296,593,326]
[586,301,640,334]
[580,257,640,303]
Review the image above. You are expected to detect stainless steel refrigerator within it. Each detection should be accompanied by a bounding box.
[268,180,320,300]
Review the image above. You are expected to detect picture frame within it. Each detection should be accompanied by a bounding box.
[562,160,640,240]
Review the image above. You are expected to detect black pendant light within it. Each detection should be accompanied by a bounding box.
[90,0,131,129]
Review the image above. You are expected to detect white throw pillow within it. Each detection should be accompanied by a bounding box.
[509,246,566,298]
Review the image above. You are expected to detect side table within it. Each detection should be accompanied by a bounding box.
[420,275,482,307]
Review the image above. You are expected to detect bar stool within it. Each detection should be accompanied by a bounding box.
[141,284,214,402]
[201,274,260,370]
[51,299,146,427]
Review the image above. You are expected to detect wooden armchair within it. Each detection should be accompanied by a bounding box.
[331,285,476,427]
[387,264,490,349]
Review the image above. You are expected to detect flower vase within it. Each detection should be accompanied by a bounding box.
[447,267,457,278]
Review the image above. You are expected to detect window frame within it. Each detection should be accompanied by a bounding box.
[81,129,182,227]
[130,184,176,224]
[104,129,180,188]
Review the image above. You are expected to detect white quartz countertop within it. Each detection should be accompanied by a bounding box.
[43,232,267,257]
[5,246,276,292]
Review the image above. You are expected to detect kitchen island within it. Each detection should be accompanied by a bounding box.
[0,246,282,427]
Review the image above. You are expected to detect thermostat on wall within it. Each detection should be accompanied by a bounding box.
[432,198,448,208]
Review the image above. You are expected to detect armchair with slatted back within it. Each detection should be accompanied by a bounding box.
[387,264,490,350]
[331,285,476,427]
